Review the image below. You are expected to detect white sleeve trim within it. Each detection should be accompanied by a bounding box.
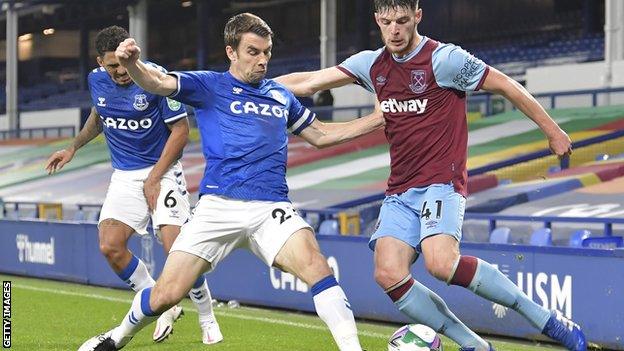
[167,72,182,98]
[287,109,311,132]
[164,112,187,123]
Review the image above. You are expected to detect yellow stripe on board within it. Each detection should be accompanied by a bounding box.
[467,130,607,169]
[487,135,624,183]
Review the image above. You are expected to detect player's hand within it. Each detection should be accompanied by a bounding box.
[143,177,161,213]
[548,129,572,158]
[44,147,75,175]
[115,38,141,67]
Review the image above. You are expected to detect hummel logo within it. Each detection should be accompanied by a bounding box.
[97,97,106,107]
[233,87,243,94]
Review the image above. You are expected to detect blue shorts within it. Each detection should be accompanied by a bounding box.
[369,183,466,251]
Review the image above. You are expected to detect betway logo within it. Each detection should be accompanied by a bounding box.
[15,234,55,265]
[380,98,428,114]
[270,256,340,293]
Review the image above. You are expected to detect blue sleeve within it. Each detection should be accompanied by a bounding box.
[337,48,383,93]
[286,92,316,135]
[432,43,489,91]
[168,71,217,108]
[159,96,188,124]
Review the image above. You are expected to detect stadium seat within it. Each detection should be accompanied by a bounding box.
[73,210,86,221]
[582,236,624,249]
[530,228,552,246]
[318,219,339,235]
[489,227,511,244]
[568,229,591,247]
[86,210,100,222]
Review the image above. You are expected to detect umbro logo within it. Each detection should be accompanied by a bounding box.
[97,97,106,107]
[233,87,243,94]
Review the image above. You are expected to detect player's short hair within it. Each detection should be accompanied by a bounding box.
[224,13,273,50]
[95,25,129,56]
[374,0,419,13]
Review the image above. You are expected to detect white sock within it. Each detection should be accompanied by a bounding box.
[313,285,362,351]
[111,288,159,348]
[189,276,216,325]
[118,255,156,291]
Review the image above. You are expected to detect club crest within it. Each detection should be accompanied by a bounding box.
[133,94,149,111]
[409,70,427,94]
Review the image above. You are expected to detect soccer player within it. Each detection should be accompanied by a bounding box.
[78,14,384,351]
[274,1,587,351]
[45,26,223,345]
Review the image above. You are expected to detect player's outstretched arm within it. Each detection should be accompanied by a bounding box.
[481,67,572,157]
[44,107,102,174]
[275,67,355,97]
[143,117,189,212]
[115,38,178,96]
[298,103,384,149]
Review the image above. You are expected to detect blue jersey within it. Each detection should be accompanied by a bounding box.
[169,71,316,202]
[88,65,187,170]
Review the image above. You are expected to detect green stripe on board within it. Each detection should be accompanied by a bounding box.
[287,144,389,176]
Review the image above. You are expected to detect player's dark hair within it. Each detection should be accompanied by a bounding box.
[95,25,129,56]
[224,13,273,50]
[374,0,419,13]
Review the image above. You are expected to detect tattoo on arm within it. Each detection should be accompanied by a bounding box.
[72,107,103,150]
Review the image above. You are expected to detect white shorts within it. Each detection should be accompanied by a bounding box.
[98,161,191,236]
[170,194,312,271]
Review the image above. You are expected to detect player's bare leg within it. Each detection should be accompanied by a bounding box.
[78,251,210,350]
[274,228,363,351]
[421,234,585,351]
[99,219,162,292]
[158,225,222,344]
[98,219,136,273]
[374,236,490,350]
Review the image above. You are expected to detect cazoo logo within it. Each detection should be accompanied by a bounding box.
[270,256,340,293]
[101,116,153,130]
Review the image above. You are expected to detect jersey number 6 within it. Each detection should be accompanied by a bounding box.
[164,190,177,208]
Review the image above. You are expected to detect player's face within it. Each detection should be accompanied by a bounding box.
[375,6,422,57]
[227,33,272,84]
[97,52,133,86]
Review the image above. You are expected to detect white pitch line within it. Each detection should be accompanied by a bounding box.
[15,284,388,339]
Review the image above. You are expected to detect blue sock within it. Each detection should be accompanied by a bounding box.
[390,275,488,349]
[459,257,550,330]
[111,287,159,347]
[116,255,155,291]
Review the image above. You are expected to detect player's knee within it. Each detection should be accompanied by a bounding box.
[424,254,457,282]
[99,241,124,262]
[374,262,405,289]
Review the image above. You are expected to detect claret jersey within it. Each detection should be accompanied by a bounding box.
[168,70,315,202]
[338,37,489,196]
[88,63,187,170]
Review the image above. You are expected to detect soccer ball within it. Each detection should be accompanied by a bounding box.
[388,324,443,351]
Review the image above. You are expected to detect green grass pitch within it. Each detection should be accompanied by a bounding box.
[3,274,564,350]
